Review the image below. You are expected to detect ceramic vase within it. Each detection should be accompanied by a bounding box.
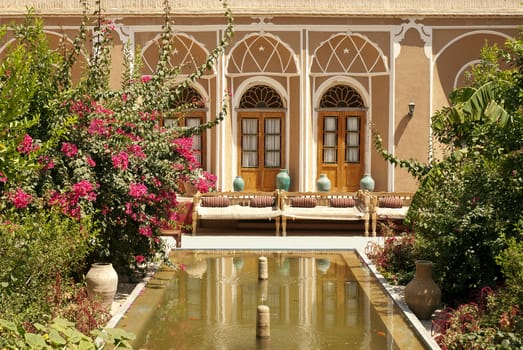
[86,263,118,308]
[359,173,375,191]
[233,175,245,191]
[316,174,331,192]
[275,169,291,191]
[404,260,441,320]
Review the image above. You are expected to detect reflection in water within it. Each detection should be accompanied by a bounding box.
[130,251,426,350]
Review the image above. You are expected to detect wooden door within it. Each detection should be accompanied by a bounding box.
[317,111,365,191]
[238,111,284,191]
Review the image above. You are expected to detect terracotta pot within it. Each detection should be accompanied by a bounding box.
[183,182,198,196]
[404,260,441,320]
[86,263,118,308]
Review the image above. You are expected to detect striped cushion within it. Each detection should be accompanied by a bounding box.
[378,197,403,208]
[201,196,230,207]
[291,197,317,208]
[250,196,275,208]
[330,197,356,208]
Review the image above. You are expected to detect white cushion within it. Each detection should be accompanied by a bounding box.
[375,206,409,219]
[282,206,365,221]
[197,205,281,220]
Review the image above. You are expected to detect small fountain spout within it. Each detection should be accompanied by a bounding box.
[258,256,268,280]
[256,305,270,338]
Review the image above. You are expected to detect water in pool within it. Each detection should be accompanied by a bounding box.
[117,250,427,349]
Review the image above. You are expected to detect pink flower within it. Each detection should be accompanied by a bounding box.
[88,119,109,136]
[127,144,146,159]
[141,75,152,83]
[10,188,32,209]
[112,151,129,170]
[86,157,96,167]
[17,134,39,154]
[61,142,78,157]
[129,183,148,198]
[138,225,152,237]
[172,137,198,165]
[135,255,145,264]
[0,172,7,183]
[72,180,94,197]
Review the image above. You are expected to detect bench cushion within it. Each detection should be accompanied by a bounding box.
[290,197,317,208]
[201,196,230,207]
[330,197,356,208]
[378,197,403,208]
[250,195,275,208]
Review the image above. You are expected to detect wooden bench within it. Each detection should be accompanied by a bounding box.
[368,192,415,236]
[192,190,282,235]
[280,190,370,236]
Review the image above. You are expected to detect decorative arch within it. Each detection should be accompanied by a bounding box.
[433,30,512,101]
[319,85,365,108]
[314,77,369,109]
[239,85,284,109]
[227,33,299,76]
[453,60,481,89]
[311,33,388,75]
[434,30,512,63]
[141,33,213,76]
[234,77,288,109]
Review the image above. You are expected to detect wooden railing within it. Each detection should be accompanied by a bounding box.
[1,0,521,15]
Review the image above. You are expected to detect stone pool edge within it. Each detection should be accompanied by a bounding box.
[356,247,441,350]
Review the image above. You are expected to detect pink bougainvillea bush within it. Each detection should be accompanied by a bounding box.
[1,1,234,276]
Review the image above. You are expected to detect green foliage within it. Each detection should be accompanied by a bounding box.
[496,235,523,311]
[0,206,96,324]
[434,287,523,349]
[374,33,523,303]
[0,317,135,349]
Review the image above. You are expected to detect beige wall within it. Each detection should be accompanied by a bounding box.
[2,5,521,192]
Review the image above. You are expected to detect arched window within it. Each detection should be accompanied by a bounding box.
[319,85,364,108]
[317,85,366,191]
[238,85,285,191]
[239,85,284,109]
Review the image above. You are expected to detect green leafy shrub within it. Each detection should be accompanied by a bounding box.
[0,207,96,325]
[0,317,134,349]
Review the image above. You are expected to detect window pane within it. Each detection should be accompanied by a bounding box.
[164,118,178,127]
[186,117,201,128]
[323,149,337,163]
[265,118,280,134]
[243,135,258,151]
[346,133,359,147]
[324,133,337,147]
[265,151,280,167]
[346,148,359,163]
[242,152,258,167]
[324,117,337,131]
[347,116,359,131]
[242,119,258,134]
[265,135,280,150]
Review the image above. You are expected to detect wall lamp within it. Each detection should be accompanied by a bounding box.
[408,102,416,117]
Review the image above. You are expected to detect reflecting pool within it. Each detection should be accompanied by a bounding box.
[117,250,428,349]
